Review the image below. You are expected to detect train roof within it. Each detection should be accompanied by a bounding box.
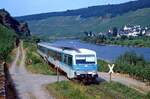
[37,42,96,55]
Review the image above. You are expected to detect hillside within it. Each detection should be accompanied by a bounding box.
[0,24,16,61]
[0,9,31,36]
[92,8,150,32]
[16,0,150,21]
[0,9,31,61]
[25,8,150,38]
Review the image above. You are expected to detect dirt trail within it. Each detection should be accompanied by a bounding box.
[9,41,66,99]
[98,72,150,94]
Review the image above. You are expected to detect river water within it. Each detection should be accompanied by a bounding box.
[51,39,150,62]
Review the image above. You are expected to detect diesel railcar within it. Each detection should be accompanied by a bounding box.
[37,42,99,81]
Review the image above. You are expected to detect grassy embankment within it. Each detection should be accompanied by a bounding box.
[47,81,150,99]
[23,40,56,75]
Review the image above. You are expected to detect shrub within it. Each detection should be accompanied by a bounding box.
[115,51,150,81]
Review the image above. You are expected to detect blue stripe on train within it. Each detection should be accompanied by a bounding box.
[73,64,98,71]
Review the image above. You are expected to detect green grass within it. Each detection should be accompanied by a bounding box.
[97,60,110,72]
[27,8,150,38]
[0,24,16,61]
[24,41,56,75]
[47,81,146,99]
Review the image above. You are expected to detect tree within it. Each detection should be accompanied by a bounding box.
[113,27,118,36]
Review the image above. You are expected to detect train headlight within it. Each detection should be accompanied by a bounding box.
[88,71,96,75]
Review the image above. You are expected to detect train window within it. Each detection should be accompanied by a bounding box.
[48,50,61,61]
[39,46,44,52]
[64,55,68,64]
[56,52,61,61]
[48,50,52,57]
[52,51,56,59]
[68,55,72,66]
[76,55,95,64]
[63,54,72,66]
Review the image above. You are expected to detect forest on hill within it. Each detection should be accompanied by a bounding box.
[22,8,150,38]
[16,0,150,21]
[15,0,150,38]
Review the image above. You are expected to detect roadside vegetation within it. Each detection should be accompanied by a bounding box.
[97,60,109,72]
[98,51,150,85]
[115,51,150,85]
[23,39,56,75]
[47,81,149,99]
[82,36,150,47]
[0,24,16,62]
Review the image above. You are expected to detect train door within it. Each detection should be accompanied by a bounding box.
[63,54,74,78]
[67,55,74,78]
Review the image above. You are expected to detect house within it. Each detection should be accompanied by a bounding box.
[145,28,150,36]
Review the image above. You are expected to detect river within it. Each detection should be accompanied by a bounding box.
[51,39,150,62]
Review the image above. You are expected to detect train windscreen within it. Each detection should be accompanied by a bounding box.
[75,55,95,64]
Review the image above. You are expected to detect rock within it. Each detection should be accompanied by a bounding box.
[0,9,30,36]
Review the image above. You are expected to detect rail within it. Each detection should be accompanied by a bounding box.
[0,63,6,99]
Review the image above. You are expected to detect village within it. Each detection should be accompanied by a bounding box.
[85,25,150,37]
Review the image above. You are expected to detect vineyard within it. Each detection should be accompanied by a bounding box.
[115,51,150,85]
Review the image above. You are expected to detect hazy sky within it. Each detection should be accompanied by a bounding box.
[0,0,133,16]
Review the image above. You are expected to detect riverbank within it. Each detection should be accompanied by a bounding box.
[81,40,150,49]
[81,36,150,48]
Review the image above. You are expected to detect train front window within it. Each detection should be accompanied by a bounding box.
[76,55,95,64]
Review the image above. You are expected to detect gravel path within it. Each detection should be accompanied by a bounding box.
[9,42,66,99]
[98,72,150,94]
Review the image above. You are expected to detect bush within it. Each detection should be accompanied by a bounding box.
[97,60,109,72]
[145,92,150,99]
[115,51,150,82]
[0,24,16,61]
[25,42,55,75]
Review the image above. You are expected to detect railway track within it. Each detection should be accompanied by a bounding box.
[0,64,6,99]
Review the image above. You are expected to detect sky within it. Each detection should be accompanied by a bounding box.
[0,0,133,17]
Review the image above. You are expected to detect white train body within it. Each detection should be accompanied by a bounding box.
[37,42,98,79]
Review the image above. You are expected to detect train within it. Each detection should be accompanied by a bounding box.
[37,42,99,82]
